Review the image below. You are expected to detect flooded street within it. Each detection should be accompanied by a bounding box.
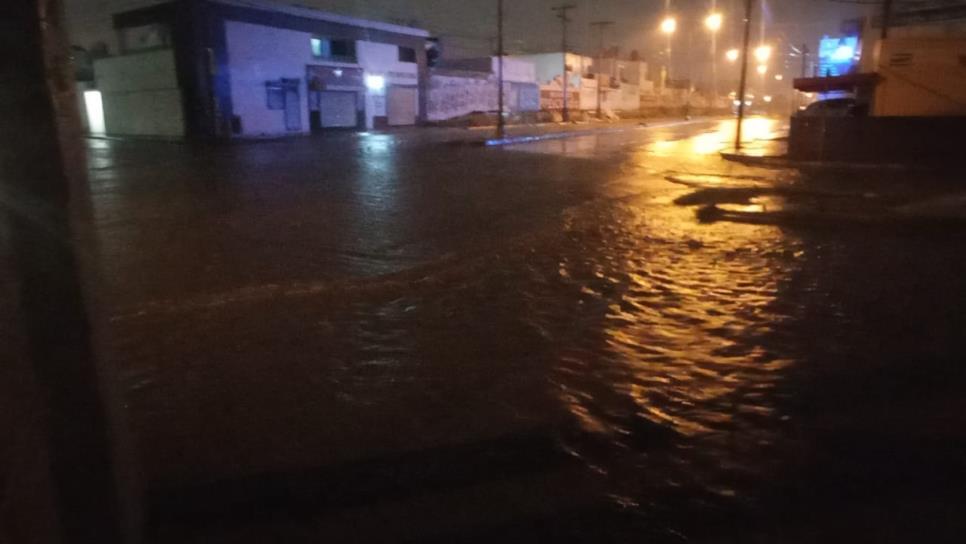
[68,120,966,541]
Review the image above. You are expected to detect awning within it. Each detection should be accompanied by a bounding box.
[792,73,880,93]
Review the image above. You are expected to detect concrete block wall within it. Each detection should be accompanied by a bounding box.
[427,74,539,121]
[93,48,185,137]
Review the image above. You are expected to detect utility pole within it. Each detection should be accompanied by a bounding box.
[552,4,576,122]
[496,0,506,138]
[1,1,127,543]
[881,0,894,40]
[800,43,810,78]
[590,21,614,118]
[710,0,719,101]
[735,0,754,151]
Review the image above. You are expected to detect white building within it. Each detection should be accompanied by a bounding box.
[512,52,652,114]
[82,0,431,139]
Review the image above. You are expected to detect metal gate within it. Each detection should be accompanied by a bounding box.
[387,86,417,126]
[318,91,358,128]
[282,79,301,132]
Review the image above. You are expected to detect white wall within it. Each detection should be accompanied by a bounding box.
[490,57,536,84]
[224,23,422,134]
[525,53,566,85]
[94,48,184,137]
[357,40,419,128]
[519,52,588,98]
[225,21,321,136]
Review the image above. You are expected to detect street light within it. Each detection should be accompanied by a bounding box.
[726,48,740,62]
[754,44,772,63]
[705,13,723,32]
[660,16,677,35]
[660,16,676,90]
[756,64,768,75]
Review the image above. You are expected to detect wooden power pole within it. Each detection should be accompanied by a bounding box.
[496,0,506,138]
[735,0,755,151]
[552,4,577,122]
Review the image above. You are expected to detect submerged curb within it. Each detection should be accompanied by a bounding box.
[484,118,713,147]
[719,151,945,172]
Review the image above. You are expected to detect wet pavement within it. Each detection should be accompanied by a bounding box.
[8,118,966,542]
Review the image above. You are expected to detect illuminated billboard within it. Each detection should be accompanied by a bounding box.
[818,36,860,77]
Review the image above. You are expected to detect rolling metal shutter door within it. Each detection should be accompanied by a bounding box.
[319,91,357,128]
[387,86,417,126]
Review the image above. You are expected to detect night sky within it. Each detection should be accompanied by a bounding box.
[68,0,870,59]
[297,0,870,58]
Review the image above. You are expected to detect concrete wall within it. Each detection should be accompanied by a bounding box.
[522,53,592,85]
[873,37,966,116]
[437,57,536,84]
[357,40,420,128]
[427,72,538,121]
[427,74,492,121]
[490,57,536,84]
[224,20,315,136]
[93,48,185,137]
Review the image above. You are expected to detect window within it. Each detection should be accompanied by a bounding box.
[120,23,171,53]
[398,46,417,63]
[311,37,356,62]
[266,81,285,110]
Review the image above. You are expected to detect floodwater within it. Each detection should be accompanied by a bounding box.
[17,119,966,542]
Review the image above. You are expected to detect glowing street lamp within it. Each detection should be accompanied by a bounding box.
[660,16,677,35]
[726,48,740,62]
[754,45,772,63]
[705,13,723,32]
[756,64,768,75]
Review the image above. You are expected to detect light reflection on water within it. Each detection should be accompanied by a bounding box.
[530,183,802,518]
[108,118,966,541]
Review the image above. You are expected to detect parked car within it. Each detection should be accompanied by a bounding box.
[798,98,868,117]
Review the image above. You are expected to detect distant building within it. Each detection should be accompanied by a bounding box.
[511,52,652,114]
[80,0,431,139]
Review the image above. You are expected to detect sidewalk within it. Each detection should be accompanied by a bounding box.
[373,116,701,147]
[85,115,719,149]
[719,136,957,174]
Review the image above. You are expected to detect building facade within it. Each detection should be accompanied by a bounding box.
[795,3,966,118]
[85,0,431,138]
[789,4,966,163]
[512,52,653,115]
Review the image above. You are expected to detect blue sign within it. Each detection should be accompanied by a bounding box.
[818,36,860,77]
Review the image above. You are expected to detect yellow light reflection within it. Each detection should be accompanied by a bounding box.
[692,131,725,155]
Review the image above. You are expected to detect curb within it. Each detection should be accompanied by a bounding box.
[484,118,714,147]
[719,152,947,172]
